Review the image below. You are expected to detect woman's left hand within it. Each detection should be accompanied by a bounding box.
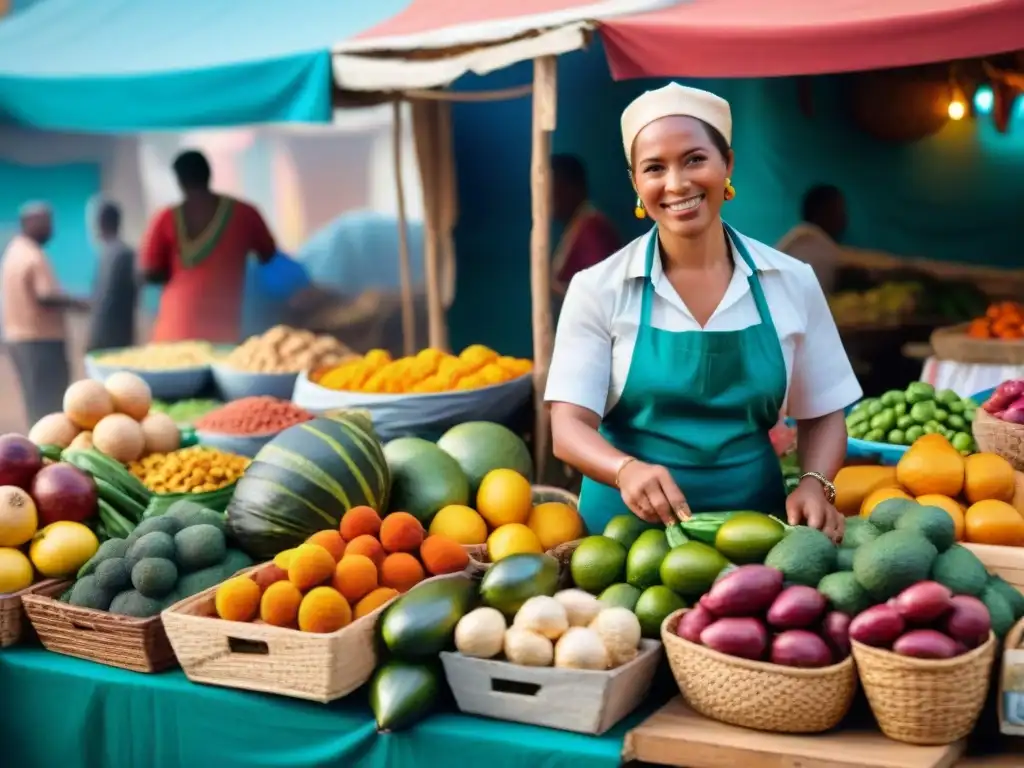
[786,479,845,543]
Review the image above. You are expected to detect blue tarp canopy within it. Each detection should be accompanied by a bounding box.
[0,0,412,132]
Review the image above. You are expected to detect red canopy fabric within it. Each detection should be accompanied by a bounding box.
[599,0,1024,80]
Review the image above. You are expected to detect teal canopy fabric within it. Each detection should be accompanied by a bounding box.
[0,0,412,131]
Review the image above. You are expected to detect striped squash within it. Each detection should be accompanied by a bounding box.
[226,410,390,559]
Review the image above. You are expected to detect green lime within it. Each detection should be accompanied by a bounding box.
[887,429,906,445]
[598,583,642,611]
[870,411,897,432]
[934,408,949,423]
[713,512,785,565]
[659,541,729,597]
[905,425,925,442]
[602,515,653,551]
[626,529,671,590]
[569,536,627,594]
[864,428,885,442]
[634,585,687,639]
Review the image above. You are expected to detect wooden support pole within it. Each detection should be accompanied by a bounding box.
[529,56,557,479]
[392,99,417,357]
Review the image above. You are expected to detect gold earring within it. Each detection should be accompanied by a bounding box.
[634,196,646,219]
[724,178,736,201]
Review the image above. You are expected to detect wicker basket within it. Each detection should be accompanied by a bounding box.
[162,564,469,703]
[973,408,1024,471]
[931,323,1024,365]
[660,609,857,734]
[851,632,996,745]
[462,486,581,575]
[21,587,176,673]
[0,580,64,648]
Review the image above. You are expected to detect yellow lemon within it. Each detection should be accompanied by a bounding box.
[0,547,34,593]
[29,521,99,579]
[487,523,543,562]
[526,502,583,550]
[428,504,489,545]
[0,487,38,548]
[476,469,532,528]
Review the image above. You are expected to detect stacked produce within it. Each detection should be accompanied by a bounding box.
[150,399,222,427]
[194,397,313,435]
[92,341,217,369]
[63,501,253,618]
[313,345,532,394]
[966,301,1024,340]
[837,434,1024,547]
[845,382,976,452]
[219,325,353,374]
[214,508,468,632]
[983,379,1024,424]
[28,373,180,461]
[227,411,390,559]
[455,591,643,671]
[828,282,921,326]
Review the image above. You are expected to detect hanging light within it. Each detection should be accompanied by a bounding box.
[948,84,968,121]
[974,85,994,115]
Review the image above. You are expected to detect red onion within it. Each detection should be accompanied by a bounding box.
[30,462,97,526]
[0,434,43,489]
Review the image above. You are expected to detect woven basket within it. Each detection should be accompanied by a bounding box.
[851,632,996,745]
[0,580,64,648]
[21,587,176,673]
[462,485,582,575]
[973,408,1024,471]
[931,323,1024,365]
[660,609,857,734]
[162,564,469,703]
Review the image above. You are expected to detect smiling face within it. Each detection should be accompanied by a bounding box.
[631,116,733,240]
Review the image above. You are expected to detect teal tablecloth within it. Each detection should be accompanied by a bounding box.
[0,648,650,768]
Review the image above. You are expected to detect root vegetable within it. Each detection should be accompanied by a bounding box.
[822,611,852,659]
[92,414,145,464]
[942,595,991,647]
[892,629,960,659]
[553,627,610,670]
[104,372,152,420]
[700,617,768,660]
[849,603,905,648]
[892,581,953,624]
[0,434,43,489]
[702,565,783,617]
[675,605,716,643]
[63,379,114,429]
[140,412,180,455]
[770,630,834,668]
[766,585,827,629]
[28,413,79,448]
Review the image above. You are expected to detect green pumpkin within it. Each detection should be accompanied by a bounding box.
[227,410,389,559]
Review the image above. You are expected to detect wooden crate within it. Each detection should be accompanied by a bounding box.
[999,618,1024,737]
[440,639,661,735]
[162,565,470,703]
[21,587,176,673]
[0,580,64,648]
[962,544,1024,592]
[623,697,966,768]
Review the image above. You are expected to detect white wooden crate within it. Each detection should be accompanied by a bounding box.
[440,639,662,735]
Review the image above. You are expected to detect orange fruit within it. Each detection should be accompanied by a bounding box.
[965,499,1024,546]
[476,469,532,528]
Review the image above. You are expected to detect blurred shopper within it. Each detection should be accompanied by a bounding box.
[86,199,137,352]
[550,154,621,297]
[140,150,280,343]
[1,203,88,423]
[776,184,847,294]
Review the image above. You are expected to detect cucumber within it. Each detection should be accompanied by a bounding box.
[369,660,442,732]
[380,576,476,658]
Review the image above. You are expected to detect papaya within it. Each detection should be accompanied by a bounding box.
[896,435,965,498]
[369,660,441,732]
[380,575,476,658]
[834,465,899,517]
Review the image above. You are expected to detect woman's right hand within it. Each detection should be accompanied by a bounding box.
[618,460,691,525]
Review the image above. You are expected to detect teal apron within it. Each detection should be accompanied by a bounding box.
[577,223,789,532]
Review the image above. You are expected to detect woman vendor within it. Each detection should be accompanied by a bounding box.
[545,84,861,541]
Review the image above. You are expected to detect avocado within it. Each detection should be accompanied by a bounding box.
[818,571,873,616]
[868,498,917,532]
[125,515,182,548]
[175,562,235,599]
[93,557,133,592]
[127,531,176,565]
[220,548,255,577]
[174,524,227,573]
[626,529,671,590]
[380,576,476,658]
[987,576,1024,622]
[841,519,880,549]
[763,527,837,587]
[894,506,956,552]
[68,575,115,611]
[835,547,856,571]
[77,537,130,579]
[930,544,989,597]
[370,660,441,732]
[981,583,1015,639]
[109,589,164,618]
[131,557,179,599]
[171,504,227,533]
[853,530,938,600]
[480,553,560,618]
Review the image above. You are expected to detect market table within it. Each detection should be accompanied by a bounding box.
[0,647,649,768]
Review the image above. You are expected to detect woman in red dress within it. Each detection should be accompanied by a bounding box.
[140,150,278,343]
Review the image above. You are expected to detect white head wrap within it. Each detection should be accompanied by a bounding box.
[620,83,732,162]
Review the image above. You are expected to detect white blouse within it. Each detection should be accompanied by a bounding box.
[544,228,862,420]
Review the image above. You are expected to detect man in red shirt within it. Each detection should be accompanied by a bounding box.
[139,150,278,343]
[550,154,622,299]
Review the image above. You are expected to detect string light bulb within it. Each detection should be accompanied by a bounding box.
[947,72,967,121]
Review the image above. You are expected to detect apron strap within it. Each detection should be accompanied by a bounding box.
[724,222,778,336]
[640,226,659,327]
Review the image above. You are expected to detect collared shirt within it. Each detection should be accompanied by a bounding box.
[87,237,137,352]
[0,234,65,342]
[775,222,840,294]
[544,227,862,420]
